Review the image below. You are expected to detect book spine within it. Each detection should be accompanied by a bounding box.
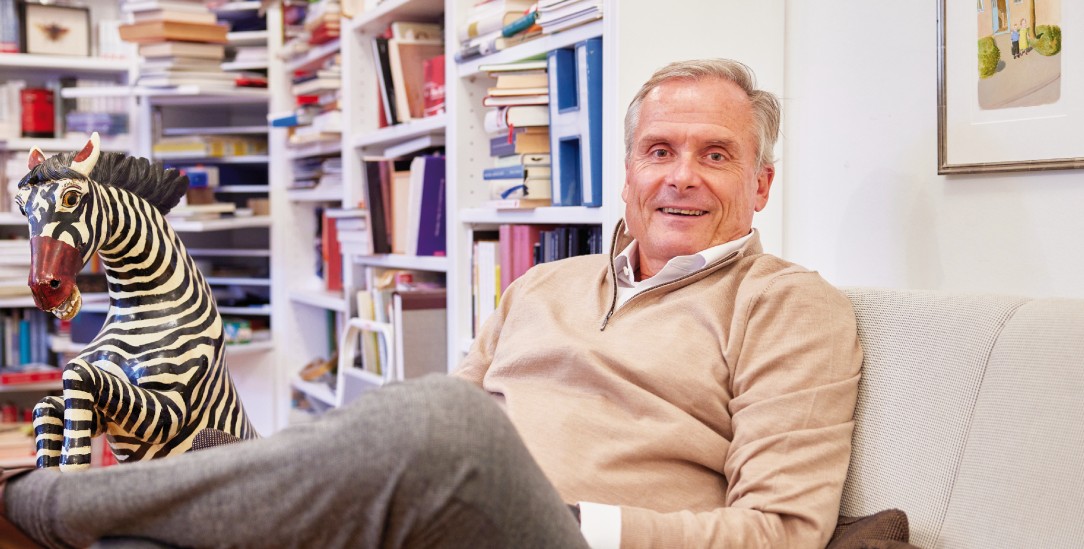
[482,165,525,180]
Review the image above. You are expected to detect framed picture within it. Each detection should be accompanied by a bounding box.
[938,0,1079,174]
[21,2,91,57]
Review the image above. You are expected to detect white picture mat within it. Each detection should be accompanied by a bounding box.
[24,4,90,57]
[943,0,1079,166]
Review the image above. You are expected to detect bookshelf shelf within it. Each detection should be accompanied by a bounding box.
[0,136,130,153]
[59,86,134,99]
[219,305,272,316]
[225,341,275,355]
[456,19,604,77]
[290,376,337,407]
[0,380,61,393]
[351,113,447,151]
[286,187,343,202]
[141,87,270,106]
[214,0,262,12]
[285,140,342,159]
[289,289,348,312]
[352,254,449,272]
[0,53,131,74]
[163,125,269,136]
[0,296,34,308]
[169,215,273,232]
[206,277,272,287]
[0,213,22,227]
[459,206,605,225]
[285,40,341,73]
[188,248,271,257]
[216,185,271,193]
[153,154,271,164]
[348,0,445,35]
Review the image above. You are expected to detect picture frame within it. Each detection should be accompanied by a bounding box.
[937,0,1079,174]
[20,2,91,57]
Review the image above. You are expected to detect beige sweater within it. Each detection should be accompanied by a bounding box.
[455,226,862,548]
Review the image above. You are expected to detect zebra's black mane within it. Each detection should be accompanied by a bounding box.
[18,151,189,214]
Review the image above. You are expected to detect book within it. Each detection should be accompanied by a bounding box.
[119,20,230,44]
[483,105,550,132]
[413,155,446,257]
[363,159,393,254]
[483,164,551,181]
[0,364,61,385]
[457,0,537,42]
[477,58,548,74]
[122,0,211,14]
[387,39,444,122]
[482,94,549,107]
[485,198,552,210]
[139,57,224,72]
[487,85,549,97]
[422,54,446,117]
[489,127,550,156]
[391,289,447,380]
[322,211,343,292]
[138,41,226,59]
[130,10,217,24]
[472,234,500,336]
[495,72,549,89]
[371,37,399,126]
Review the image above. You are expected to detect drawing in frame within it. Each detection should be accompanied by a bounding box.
[937,0,1079,174]
[21,2,91,57]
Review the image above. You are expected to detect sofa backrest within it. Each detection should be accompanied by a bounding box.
[841,288,1084,548]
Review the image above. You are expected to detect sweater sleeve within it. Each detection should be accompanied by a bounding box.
[618,272,863,549]
[451,276,518,387]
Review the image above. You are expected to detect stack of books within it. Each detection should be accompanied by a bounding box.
[371,21,444,126]
[454,0,541,61]
[283,54,342,147]
[478,59,552,208]
[0,240,30,298]
[536,0,603,34]
[119,0,234,89]
[280,0,340,60]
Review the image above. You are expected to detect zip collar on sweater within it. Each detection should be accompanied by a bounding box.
[600,220,763,330]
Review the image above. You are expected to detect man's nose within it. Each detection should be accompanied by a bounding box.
[666,154,702,190]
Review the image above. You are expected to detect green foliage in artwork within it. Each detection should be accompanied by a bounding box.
[977,36,1000,79]
[1034,25,1061,56]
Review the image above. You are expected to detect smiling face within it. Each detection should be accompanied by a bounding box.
[621,77,774,278]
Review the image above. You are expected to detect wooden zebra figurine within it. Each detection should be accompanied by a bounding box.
[15,132,258,471]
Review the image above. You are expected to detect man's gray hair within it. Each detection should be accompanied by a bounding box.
[623,59,781,168]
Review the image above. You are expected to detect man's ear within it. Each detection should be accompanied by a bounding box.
[753,164,775,212]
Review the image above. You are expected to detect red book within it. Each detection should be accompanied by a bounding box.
[423,54,446,117]
[322,213,343,292]
[0,368,62,385]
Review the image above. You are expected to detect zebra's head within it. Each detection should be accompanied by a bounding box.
[14,133,105,320]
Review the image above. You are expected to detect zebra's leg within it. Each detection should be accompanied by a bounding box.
[32,396,64,469]
[58,363,111,472]
[71,361,189,462]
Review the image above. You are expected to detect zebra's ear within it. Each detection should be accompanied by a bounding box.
[27,147,46,170]
[70,132,101,178]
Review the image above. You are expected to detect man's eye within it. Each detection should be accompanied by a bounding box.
[707,153,725,162]
[61,190,80,208]
[650,149,669,158]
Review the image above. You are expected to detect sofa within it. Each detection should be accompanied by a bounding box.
[839,288,1084,548]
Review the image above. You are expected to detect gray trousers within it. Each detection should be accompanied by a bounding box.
[6,376,590,549]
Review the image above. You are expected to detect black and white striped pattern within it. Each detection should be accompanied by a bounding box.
[18,170,258,471]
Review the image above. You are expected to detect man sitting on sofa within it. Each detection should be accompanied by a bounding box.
[1,59,862,549]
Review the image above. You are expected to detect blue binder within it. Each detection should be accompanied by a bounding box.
[547,37,603,207]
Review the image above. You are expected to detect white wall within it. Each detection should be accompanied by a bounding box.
[781,0,1084,299]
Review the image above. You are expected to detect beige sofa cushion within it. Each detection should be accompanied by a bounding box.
[934,299,1084,548]
[840,289,1027,548]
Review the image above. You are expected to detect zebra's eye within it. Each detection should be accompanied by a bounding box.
[61,189,80,208]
